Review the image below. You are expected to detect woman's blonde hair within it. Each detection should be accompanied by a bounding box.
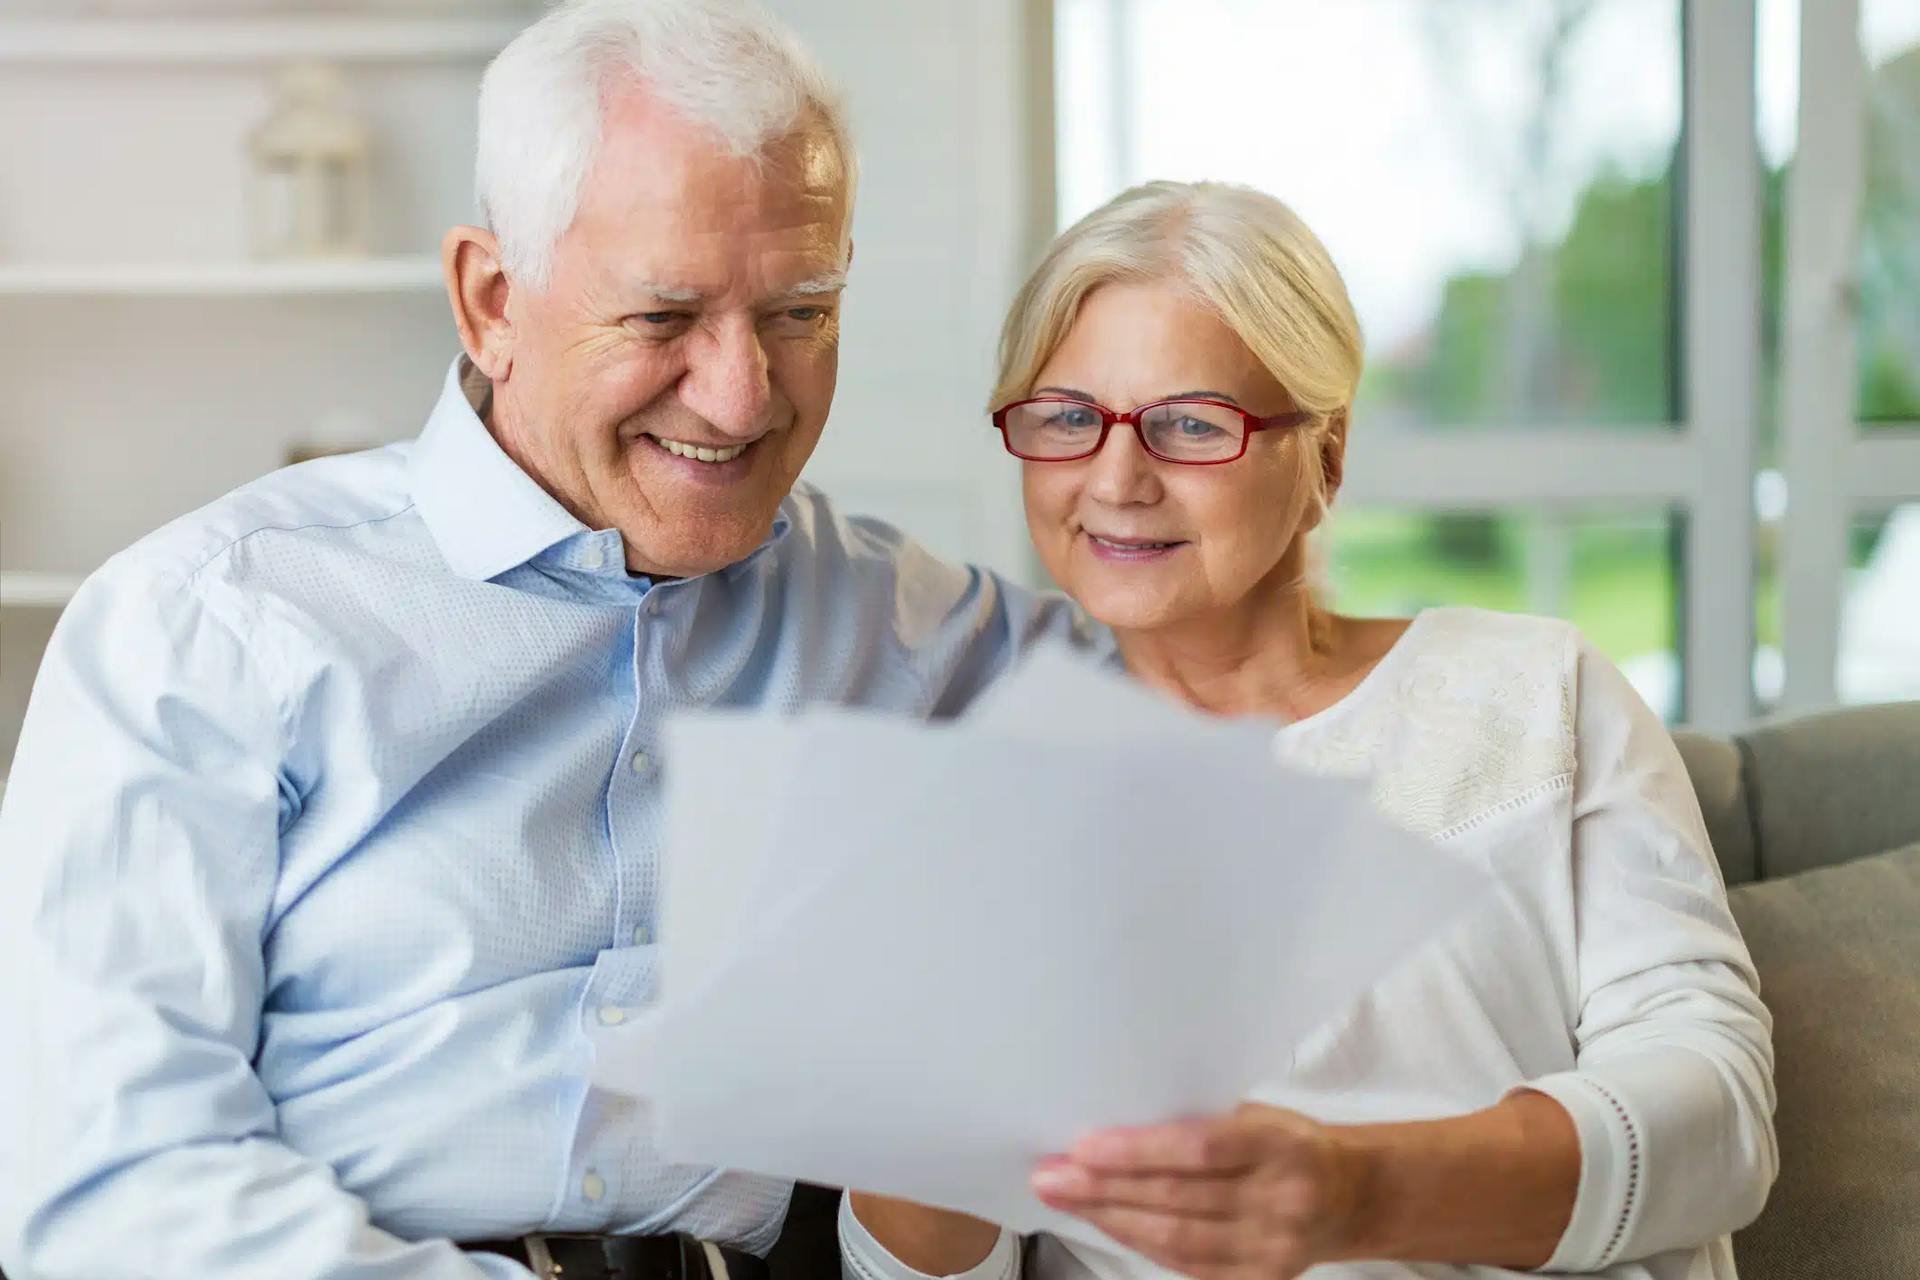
[993,180,1364,518]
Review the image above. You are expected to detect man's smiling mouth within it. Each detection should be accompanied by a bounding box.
[647,435,754,464]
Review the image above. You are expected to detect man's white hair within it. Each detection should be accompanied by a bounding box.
[476,0,856,289]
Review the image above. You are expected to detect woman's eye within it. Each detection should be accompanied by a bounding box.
[1175,416,1223,437]
[1048,407,1099,430]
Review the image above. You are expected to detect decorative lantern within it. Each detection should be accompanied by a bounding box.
[248,61,373,260]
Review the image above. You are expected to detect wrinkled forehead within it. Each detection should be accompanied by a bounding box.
[552,110,852,303]
[587,83,851,231]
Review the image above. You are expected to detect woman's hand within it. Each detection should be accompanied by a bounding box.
[1033,1091,1578,1278]
[1031,1102,1365,1280]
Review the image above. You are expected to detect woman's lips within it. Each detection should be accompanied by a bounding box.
[1083,532,1185,562]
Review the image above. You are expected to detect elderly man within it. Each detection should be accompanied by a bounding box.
[0,2,1085,1278]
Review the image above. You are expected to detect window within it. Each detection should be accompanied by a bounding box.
[1058,0,1682,430]
[1055,0,1751,726]
[1325,507,1682,718]
[1841,505,1920,703]
[1055,0,1920,725]
[1775,0,1920,711]
[1858,1,1920,425]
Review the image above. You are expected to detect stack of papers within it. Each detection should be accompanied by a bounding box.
[591,648,1489,1239]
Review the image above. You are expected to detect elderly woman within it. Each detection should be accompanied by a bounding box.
[841,181,1776,1280]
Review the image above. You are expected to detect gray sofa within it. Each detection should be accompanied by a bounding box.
[1673,701,1920,1279]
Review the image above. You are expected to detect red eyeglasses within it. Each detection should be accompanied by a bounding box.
[991,396,1311,465]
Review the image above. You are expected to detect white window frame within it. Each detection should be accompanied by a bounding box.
[1778,0,1920,713]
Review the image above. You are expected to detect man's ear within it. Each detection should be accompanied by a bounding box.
[443,225,514,381]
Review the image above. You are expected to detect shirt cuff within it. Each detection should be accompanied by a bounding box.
[1518,1073,1643,1272]
[838,1194,1021,1280]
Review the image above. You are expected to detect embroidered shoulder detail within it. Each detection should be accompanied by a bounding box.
[1275,609,1578,839]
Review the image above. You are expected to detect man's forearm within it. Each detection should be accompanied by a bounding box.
[1333,1089,1579,1268]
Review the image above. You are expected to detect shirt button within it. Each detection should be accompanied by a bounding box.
[629,750,654,777]
[582,1172,607,1202]
[597,1005,628,1026]
[632,924,652,946]
[581,544,606,571]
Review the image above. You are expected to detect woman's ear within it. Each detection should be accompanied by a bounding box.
[443,225,514,382]
[1318,408,1349,510]
[1298,408,1350,535]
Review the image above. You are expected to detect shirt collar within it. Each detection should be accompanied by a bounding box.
[409,355,797,584]
[409,357,588,582]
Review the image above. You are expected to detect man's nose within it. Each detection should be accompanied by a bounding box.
[1083,419,1162,505]
[678,318,773,438]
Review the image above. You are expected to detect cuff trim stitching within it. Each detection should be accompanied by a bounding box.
[1585,1077,1642,1268]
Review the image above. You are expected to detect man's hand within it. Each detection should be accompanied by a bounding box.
[1031,1103,1364,1280]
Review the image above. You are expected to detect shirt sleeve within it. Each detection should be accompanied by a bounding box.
[0,563,526,1280]
[838,1193,1022,1280]
[1522,638,1778,1271]
[921,565,1103,720]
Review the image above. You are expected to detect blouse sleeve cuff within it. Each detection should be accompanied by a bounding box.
[838,1194,1021,1280]
[1514,1074,1643,1272]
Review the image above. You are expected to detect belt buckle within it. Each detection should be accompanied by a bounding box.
[517,1232,730,1280]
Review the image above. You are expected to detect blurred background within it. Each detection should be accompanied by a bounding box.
[1,0,1916,785]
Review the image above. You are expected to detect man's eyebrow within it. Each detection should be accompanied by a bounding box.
[628,271,848,306]
[781,270,849,297]
[635,283,706,304]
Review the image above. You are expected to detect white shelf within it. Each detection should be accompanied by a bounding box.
[0,255,446,298]
[0,14,529,65]
[0,572,84,609]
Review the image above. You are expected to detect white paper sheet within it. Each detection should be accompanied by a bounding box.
[592,648,1492,1237]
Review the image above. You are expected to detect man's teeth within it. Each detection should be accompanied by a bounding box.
[656,438,750,464]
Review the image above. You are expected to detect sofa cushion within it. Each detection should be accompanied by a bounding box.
[1740,702,1920,879]
[1728,842,1920,1279]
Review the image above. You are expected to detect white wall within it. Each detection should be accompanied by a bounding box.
[772,0,1042,579]
[0,2,1046,776]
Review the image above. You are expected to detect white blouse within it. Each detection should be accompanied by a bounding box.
[840,607,1777,1280]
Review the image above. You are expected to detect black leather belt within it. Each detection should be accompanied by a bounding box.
[467,1232,767,1280]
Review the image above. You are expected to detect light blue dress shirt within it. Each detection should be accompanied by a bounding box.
[0,359,1088,1280]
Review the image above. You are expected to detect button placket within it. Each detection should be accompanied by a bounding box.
[564,944,658,1226]
[604,600,662,956]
